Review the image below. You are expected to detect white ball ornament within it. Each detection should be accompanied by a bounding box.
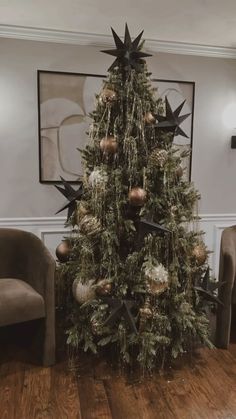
[88,168,108,188]
[72,279,96,304]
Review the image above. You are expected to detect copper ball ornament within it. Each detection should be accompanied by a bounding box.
[128,187,147,207]
[100,88,117,103]
[96,279,112,297]
[56,239,71,263]
[100,136,118,155]
[192,244,207,265]
[144,111,155,124]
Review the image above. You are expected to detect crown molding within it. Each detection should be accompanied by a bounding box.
[0,24,236,59]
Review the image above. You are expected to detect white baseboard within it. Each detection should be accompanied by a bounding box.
[0,214,235,278]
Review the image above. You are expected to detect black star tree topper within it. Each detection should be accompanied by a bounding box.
[101,24,152,71]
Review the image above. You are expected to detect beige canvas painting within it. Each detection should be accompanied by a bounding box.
[38,71,104,183]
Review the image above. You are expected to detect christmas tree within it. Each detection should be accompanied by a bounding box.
[56,25,213,371]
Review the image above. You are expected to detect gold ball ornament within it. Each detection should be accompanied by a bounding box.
[99,88,117,103]
[56,239,71,263]
[96,279,112,297]
[128,187,147,207]
[149,148,168,168]
[75,201,90,224]
[192,244,207,265]
[145,263,169,296]
[79,214,101,236]
[144,111,155,124]
[72,279,96,304]
[100,136,118,155]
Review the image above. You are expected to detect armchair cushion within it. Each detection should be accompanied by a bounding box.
[0,278,45,327]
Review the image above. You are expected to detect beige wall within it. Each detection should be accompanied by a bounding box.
[0,37,236,217]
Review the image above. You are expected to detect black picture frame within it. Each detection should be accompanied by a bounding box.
[37,70,195,183]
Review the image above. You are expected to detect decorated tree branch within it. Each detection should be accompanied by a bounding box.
[55,24,214,371]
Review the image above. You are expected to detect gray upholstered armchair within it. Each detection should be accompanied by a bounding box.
[216,225,236,349]
[0,228,55,366]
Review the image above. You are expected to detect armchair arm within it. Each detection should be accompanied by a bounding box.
[25,235,56,299]
[24,233,56,366]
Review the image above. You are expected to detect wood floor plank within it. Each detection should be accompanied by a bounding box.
[20,365,52,419]
[77,376,112,419]
[0,354,25,419]
[1,344,236,419]
[103,375,169,419]
[132,378,177,419]
[195,348,236,417]
[49,361,82,419]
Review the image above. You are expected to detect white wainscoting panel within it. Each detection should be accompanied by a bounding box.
[199,214,236,279]
[0,214,236,278]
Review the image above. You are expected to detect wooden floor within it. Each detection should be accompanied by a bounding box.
[1,327,236,419]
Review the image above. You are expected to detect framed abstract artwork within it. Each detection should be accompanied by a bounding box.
[37,71,194,183]
[37,71,104,183]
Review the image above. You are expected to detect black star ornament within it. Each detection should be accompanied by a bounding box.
[101,296,138,334]
[101,24,152,71]
[156,96,191,138]
[55,177,83,221]
[194,266,224,306]
[136,218,171,250]
[139,218,171,235]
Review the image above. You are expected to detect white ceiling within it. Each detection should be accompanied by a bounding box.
[0,0,236,48]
